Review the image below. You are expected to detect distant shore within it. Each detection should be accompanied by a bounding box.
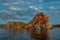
[0,24,60,28]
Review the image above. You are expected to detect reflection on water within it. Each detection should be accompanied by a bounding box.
[0,27,60,40]
[28,28,51,40]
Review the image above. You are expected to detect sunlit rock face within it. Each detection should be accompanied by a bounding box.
[2,22,26,32]
[25,12,52,30]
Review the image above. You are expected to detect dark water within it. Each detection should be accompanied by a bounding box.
[0,27,60,40]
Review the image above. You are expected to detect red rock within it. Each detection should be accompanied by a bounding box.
[25,12,52,30]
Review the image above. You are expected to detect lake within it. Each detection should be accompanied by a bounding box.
[0,27,60,40]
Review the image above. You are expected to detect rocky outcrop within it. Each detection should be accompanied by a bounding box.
[5,22,26,28]
[0,22,26,32]
[25,12,52,30]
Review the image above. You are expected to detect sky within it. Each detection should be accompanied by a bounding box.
[0,0,60,24]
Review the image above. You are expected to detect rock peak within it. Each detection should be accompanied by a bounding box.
[25,12,52,29]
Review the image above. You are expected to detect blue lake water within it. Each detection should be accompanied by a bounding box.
[0,28,60,40]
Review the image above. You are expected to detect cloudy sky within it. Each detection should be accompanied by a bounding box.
[0,0,60,24]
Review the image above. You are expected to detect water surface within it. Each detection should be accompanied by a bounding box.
[0,27,60,40]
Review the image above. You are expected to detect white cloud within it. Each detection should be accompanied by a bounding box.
[29,6,34,9]
[26,2,30,4]
[39,7,43,9]
[3,3,12,8]
[3,3,9,6]
[12,2,19,4]
[12,1,25,5]
[18,16,32,20]
[9,7,17,10]
[49,7,55,10]
[39,0,43,3]
[22,16,31,18]
[29,6,38,10]
[0,10,11,15]
[9,6,21,10]
[21,1,25,3]
[3,3,11,6]
[4,3,8,5]
[34,7,38,10]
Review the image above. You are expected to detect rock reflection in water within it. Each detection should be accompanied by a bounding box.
[28,28,51,40]
[1,26,60,40]
[6,28,34,40]
[6,26,51,40]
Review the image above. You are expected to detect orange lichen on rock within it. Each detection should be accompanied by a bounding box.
[2,22,26,32]
[25,12,52,30]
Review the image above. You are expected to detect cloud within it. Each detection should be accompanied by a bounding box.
[29,6,34,9]
[0,0,60,24]
[12,1,28,5]
[0,10,11,15]
[39,7,43,9]
[0,10,19,20]
[9,7,18,10]
[16,16,32,20]
[3,3,12,9]
[12,1,24,4]
[9,6,21,11]
[20,1,25,3]
[50,14,57,18]
[3,10,10,14]
[49,6,55,10]
[15,15,20,18]
[3,3,11,6]
[3,3,9,6]
[12,2,19,4]
[34,7,38,10]
[39,0,43,3]
[29,6,39,10]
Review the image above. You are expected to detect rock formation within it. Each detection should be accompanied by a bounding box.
[1,22,26,32]
[25,12,52,30]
